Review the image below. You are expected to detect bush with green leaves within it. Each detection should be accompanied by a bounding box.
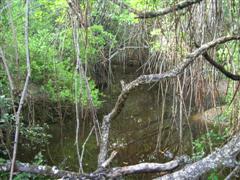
[192,129,229,161]
[0,0,119,107]
[0,95,14,126]
[20,123,52,146]
[0,95,14,152]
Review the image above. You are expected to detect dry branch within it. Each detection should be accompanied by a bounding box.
[0,156,188,179]
[98,35,240,166]
[1,133,240,179]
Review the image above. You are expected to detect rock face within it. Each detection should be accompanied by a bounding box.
[191,105,228,125]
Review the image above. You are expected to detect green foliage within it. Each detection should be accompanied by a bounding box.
[110,8,138,25]
[33,152,45,165]
[20,123,52,145]
[79,25,117,62]
[192,129,229,161]
[0,158,6,165]
[216,41,240,124]
[0,172,9,180]
[0,78,9,97]
[208,171,219,180]
[0,0,106,107]
[192,137,205,161]
[74,75,103,107]
[13,172,32,180]
[0,95,14,156]
[216,41,240,72]
[0,95,15,128]
[221,81,240,125]
[125,0,175,11]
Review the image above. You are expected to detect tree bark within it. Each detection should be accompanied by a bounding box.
[0,156,188,179]
[155,134,240,180]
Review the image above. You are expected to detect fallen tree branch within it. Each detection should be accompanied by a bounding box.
[111,0,202,19]
[98,35,240,166]
[1,134,240,179]
[0,156,189,179]
[155,134,240,179]
[105,156,189,178]
[0,162,80,178]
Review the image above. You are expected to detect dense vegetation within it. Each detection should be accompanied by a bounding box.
[0,0,240,179]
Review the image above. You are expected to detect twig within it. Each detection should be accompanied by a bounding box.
[80,127,94,173]
[101,151,118,168]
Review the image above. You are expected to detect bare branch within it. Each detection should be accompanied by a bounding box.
[101,151,118,168]
[195,42,240,81]
[202,51,240,81]
[0,156,189,179]
[106,156,189,178]
[111,0,202,19]
[80,127,94,173]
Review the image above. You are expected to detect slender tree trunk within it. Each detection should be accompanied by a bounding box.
[9,0,31,179]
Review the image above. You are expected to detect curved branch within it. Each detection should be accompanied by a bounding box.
[202,52,240,80]
[194,42,240,81]
[106,156,189,178]
[98,35,240,166]
[111,0,202,19]
[137,0,202,18]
